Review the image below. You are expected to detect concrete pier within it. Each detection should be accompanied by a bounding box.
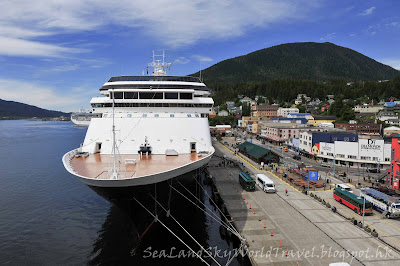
[208,141,400,265]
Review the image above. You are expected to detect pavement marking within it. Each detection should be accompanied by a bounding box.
[335,201,400,247]
[380,218,400,233]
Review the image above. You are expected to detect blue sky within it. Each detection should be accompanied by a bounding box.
[0,0,399,112]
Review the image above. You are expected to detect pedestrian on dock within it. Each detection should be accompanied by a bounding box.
[285,189,288,196]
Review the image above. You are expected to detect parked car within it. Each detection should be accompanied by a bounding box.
[293,155,301,161]
[337,171,347,177]
[320,163,331,168]
[366,168,381,173]
[376,186,396,196]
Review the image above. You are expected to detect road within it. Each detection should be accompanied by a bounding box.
[223,134,400,254]
[212,140,400,265]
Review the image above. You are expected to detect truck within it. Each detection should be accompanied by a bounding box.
[360,188,400,218]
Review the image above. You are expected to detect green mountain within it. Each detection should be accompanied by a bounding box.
[195,42,399,82]
[0,99,69,118]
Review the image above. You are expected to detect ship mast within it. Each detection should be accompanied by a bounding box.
[111,89,118,179]
[148,50,171,76]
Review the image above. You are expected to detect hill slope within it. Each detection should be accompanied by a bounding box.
[195,42,399,82]
[0,99,69,118]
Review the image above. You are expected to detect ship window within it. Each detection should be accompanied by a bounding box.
[187,114,191,117]
[180,93,193,99]
[142,114,147,118]
[195,114,199,117]
[124,92,138,99]
[140,92,163,99]
[155,114,159,117]
[165,92,178,99]
[104,114,108,118]
[127,114,132,118]
[170,114,175,118]
[113,92,123,99]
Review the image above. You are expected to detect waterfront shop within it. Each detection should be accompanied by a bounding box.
[317,139,391,170]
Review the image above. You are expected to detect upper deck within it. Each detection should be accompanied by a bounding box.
[108,76,201,83]
[100,75,209,92]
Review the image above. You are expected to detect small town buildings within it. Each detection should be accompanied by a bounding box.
[353,104,384,114]
[385,118,400,125]
[272,117,308,124]
[384,126,400,136]
[307,115,337,126]
[335,123,382,136]
[376,111,398,122]
[277,107,299,117]
[226,101,235,110]
[299,131,357,153]
[260,125,301,144]
[237,141,279,165]
[287,113,312,119]
[217,110,229,117]
[388,134,400,189]
[210,125,232,136]
[318,138,391,170]
[252,104,279,118]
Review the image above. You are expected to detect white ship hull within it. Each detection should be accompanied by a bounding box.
[70,117,91,126]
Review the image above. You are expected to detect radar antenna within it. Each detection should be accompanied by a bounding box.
[148,50,171,76]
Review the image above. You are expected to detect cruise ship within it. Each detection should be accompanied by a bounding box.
[62,51,214,213]
[70,109,101,126]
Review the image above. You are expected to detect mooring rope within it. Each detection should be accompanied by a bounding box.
[149,194,221,266]
[132,196,210,266]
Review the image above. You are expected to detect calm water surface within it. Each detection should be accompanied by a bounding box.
[0,120,248,265]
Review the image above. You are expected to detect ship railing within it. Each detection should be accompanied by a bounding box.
[64,148,80,172]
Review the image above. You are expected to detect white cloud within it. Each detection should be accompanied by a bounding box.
[193,55,213,62]
[359,7,376,16]
[380,59,400,70]
[173,57,190,64]
[0,0,320,56]
[0,78,90,111]
[0,36,87,57]
[320,32,336,41]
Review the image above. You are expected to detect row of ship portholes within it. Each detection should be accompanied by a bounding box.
[102,113,201,118]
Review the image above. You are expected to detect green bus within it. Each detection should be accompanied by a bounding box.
[239,172,255,192]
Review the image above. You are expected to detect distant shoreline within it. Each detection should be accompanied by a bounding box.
[1,117,71,121]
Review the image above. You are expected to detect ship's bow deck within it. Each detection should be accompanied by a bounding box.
[70,153,203,179]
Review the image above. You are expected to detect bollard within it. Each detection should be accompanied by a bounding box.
[249,204,251,209]
[280,239,282,248]
[253,209,255,214]
[271,230,273,236]
[240,192,242,196]
[259,216,261,221]
[286,248,288,257]
[246,200,248,204]
[264,221,266,228]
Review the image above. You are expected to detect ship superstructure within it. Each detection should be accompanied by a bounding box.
[62,51,214,200]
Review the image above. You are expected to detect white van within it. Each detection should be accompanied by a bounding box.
[256,174,276,193]
[337,184,353,193]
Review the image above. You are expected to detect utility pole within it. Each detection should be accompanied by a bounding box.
[333,155,336,180]
[362,185,366,229]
